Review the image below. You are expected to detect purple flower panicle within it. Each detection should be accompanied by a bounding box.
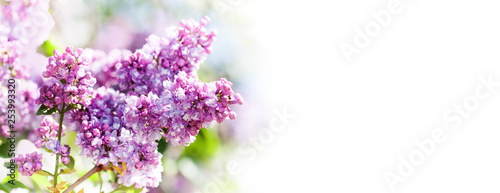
[14,152,43,176]
[36,47,96,108]
[160,72,243,146]
[58,16,240,189]
[70,87,164,189]
[115,17,216,95]
[34,116,65,148]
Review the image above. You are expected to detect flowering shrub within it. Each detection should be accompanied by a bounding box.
[0,0,242,192]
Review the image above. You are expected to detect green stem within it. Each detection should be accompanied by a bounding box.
[53,103,66,187]
[98,171,103,192]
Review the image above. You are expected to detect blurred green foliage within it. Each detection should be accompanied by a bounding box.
[39,40,58,57]
[180,127,220,164]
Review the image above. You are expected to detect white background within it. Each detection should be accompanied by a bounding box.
[231,0,500,192]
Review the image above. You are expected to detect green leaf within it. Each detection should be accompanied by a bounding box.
[64,103,82,113]
[44,147,54,154]
[35,170,53,176]
[0,183,15,192]
[157,137,168,153]
[64,156,75,170]
[36,105,59,115]
[59,168,76,174]
[181,127,220,163]
[39,39,58,57]
[60,79,67,85]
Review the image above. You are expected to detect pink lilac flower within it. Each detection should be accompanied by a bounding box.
[0,0,53,138]
[104,17,243,146]
[70,87,163,188]
[14,152,43,176]
[62,16,240,189]
[159,72,243,146]
[122,93,163,140]
[157,16,216,74]
[85,49,132,88]
[60,144,71,164]
[71,87,127,164]
[115,16,216,95]
[0,0,54,47]
[121,71,243,146]
[35,83,63,109]
[0,44,42,137]
[45,139,61,153]
[17,80,42,128]
[0,37,27,79]
[34,116,65,148]
[0,0,53,80]
[36,47,96,108]
[0,80,41,137]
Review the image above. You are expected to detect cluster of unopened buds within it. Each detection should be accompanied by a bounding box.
[59,145,71,165]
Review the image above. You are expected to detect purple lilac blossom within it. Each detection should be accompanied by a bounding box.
[115,16,216,95]
[0,37,26,79]
[122,71,243,146]
[0,0,53,137]
[160,72,243,145]
[34,116,66,148]
[0,0,54,47]
[85,48,132,88]
[17,80,41,128]
[92,17,243,146]
[0,79,41,138]
[45,138,61,153]
[70,87,163,189]
[64,16,241,189]
[60,144,71,165]
[36,47,96,108]
[14,152,43,176]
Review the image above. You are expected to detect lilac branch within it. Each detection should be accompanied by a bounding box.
[63,165,102,193]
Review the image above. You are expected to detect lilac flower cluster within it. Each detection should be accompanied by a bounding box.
[72,88,127,165]
[0,79,40,137]
[0,0,54,47]
[17,80,41,128]
[115,16,216,95]
[155,16,216,77]
[0,0,53,79]
[78,18,243,147]
[64,16,240,189]
[161,72,242,145]
[0,0,51,137]
[0,37,25,79]
[85,49,132,88]
[123,93,164,140]
[121,71,242,146]
[36,47,96,108]
[35,83,63,109]
[14,152,43,176]
[34,116,65,148]
[33,116,71,168]
[71,87,163,188]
